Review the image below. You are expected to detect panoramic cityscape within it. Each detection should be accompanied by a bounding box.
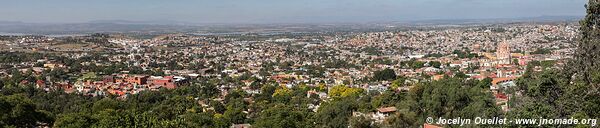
[0,0,599,128]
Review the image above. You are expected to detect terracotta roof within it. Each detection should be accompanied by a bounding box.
[491,77,517,86]
[424,124,443,128]
[377,107,397,113]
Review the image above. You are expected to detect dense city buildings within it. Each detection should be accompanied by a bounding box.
[0,22,581,127]
[3,0,600,127]
[1,24,576,90]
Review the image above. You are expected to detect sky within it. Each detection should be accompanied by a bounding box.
[0,0,588,24]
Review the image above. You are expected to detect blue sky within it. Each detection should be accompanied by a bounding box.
[0,0,587,24]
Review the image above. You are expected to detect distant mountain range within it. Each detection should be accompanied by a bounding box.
[0,16,583,35]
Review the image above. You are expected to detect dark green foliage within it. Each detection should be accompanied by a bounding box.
[523,0,600,121]
[180,112,216,127]
[370,90,405,109]
[324,59,357,69]
[367,77,501,127]
[315,98,358,128]
[429,61,442,68]
[453,50,479,59]
[92,98,123,112]
[0,71,504,128]
[382,110,417,128]
[401,59,426,69]
[0,80,227,128]
[0,52,46,63]
[373,68,397,81]
[53,113,95,128]
[424,53,444,58]
[506,2,600,124]
[349,115,377,128]
[0,94,51,127]
[530,48,552,54]
[571,0,600,87]
[360,47,383,55]
[254,104,312,128]
[477,77,493,89]
[454,71,468,78]
[540,60,556,68]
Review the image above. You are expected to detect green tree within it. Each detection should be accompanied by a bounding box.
[429,61,442,68]
[223,107,246,124]
[91,109,132,128]
[328,85,364,99]
[210,100,226,114]
[382,110,418,128]
[92,98,123,112]
[253,104,311,128]
[571,0,600,87]
[349,115,377,128]
[224,98,247,124]
[0,94,51,127]
[477,77,493,89]
[180,113,215,127]
[272,87,293,103]
[390,77,407,90]
[53,113,95,128]
[315,98,357,128]
[373,68,397,81]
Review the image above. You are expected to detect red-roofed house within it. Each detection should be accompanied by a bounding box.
[424,124,443,128]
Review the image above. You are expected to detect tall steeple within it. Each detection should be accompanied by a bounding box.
[496,41,511,64]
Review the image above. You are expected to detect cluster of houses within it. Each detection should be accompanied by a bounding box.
[72,74,187,97]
